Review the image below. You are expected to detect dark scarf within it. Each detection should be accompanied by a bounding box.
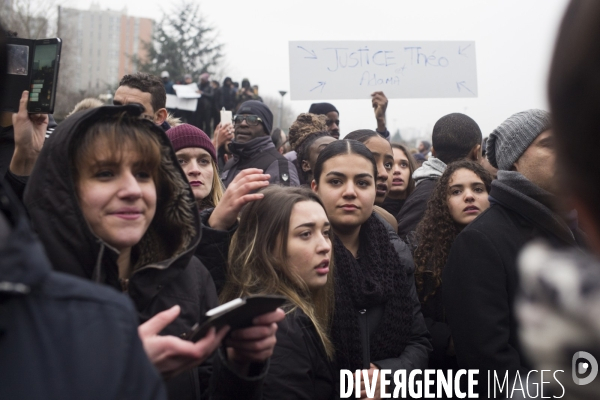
[331,213,413,370]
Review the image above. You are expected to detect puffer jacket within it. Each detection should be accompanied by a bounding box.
[23,105,264,400]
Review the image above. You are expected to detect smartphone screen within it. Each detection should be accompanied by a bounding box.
[28,39,61,113]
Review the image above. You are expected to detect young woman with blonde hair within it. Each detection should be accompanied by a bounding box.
[221,186,337,399]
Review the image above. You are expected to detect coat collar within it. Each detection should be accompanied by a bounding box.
[490,171,576,246]
[229,136,275,160]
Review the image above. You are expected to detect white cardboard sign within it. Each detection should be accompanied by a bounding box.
[289,41,478,100]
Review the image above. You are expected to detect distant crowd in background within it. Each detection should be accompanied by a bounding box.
[3,1,600,399]
[160,71,264,136]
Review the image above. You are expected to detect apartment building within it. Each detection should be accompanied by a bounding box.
[57,4,153,92]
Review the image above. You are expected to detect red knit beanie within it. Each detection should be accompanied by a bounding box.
[166,124,217,162]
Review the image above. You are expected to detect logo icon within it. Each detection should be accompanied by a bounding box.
[572,351,598,385]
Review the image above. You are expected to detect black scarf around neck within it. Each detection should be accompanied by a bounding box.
[331,213,413,370]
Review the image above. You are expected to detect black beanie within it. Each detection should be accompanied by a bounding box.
[308,102,339,116]
[237,100,273,134]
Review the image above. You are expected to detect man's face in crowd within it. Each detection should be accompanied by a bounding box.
[234,113,266,144]
[513,130,557,194]
[184,76,193,84]
[113,86,157,123]
[418,141,425,153]
[325,111,340,139]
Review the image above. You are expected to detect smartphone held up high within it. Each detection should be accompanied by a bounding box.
[1,37,62,114]
[28,38,61,114]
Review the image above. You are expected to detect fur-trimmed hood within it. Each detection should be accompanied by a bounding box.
[23,105,201,293]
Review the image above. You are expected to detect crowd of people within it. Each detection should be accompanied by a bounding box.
[161,71,263,135]
[2,0,600,398]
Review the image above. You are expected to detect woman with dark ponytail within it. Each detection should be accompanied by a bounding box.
[311,139,431,398]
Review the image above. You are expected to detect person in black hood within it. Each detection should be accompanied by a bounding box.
[0,24,166,400]
[23,104,284,400]
[221,100,299,187]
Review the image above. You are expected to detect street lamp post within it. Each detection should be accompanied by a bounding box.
[278,90,287,129]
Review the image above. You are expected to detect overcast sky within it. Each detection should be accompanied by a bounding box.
[76,0,570,142]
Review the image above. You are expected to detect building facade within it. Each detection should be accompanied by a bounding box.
[58,5,153,92]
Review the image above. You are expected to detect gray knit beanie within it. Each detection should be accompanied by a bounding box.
[487,109,551,170]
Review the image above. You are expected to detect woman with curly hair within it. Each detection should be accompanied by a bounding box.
[413,160,492,371]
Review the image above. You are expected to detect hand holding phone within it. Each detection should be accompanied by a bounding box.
[28,38,61,114]
[139,305,229,379]
[10,90,49,176]
[220,107,232,125]
[186,295,286,342]
[225,307,285,369]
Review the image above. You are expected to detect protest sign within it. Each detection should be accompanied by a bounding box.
[289,41,477,100]
[167,83,200,111]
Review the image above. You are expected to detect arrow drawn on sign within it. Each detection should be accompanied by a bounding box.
[458,44,471,57]
[456,81,475,95]
[310,82,326,93]
[297,46,317,59]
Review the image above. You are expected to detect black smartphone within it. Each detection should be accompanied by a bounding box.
[185,295,287,342]
[27,38,61,114]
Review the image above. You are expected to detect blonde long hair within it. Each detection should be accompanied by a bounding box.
[220,186,335,359]
[198,158,224,211]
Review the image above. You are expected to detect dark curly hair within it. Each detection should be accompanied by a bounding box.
[414,160,492,302]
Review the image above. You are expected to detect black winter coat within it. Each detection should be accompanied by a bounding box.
[418,278,458,371]
[23,105,265,400]
[221,136,300,188]
[443,175,585,395]
[196,208,237,294]
[0,179,166,400]
[396,178,437,241]
[262,308,336,400]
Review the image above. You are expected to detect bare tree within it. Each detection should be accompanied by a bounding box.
[2,0,60,39]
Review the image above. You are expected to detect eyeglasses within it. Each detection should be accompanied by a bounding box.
[234,114,263,126]
[326,119,340,127]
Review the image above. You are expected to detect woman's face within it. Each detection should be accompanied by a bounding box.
[390,147,411,196]
[311,154,376,231]
[176,147,215,203]
[286,201,332,292]
[77,145,157,252]
[363,136,393,205]
[447,168,490,226]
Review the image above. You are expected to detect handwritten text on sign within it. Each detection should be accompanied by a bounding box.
[289,41,477,100]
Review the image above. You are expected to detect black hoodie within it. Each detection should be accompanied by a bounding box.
[23,105,264,400]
